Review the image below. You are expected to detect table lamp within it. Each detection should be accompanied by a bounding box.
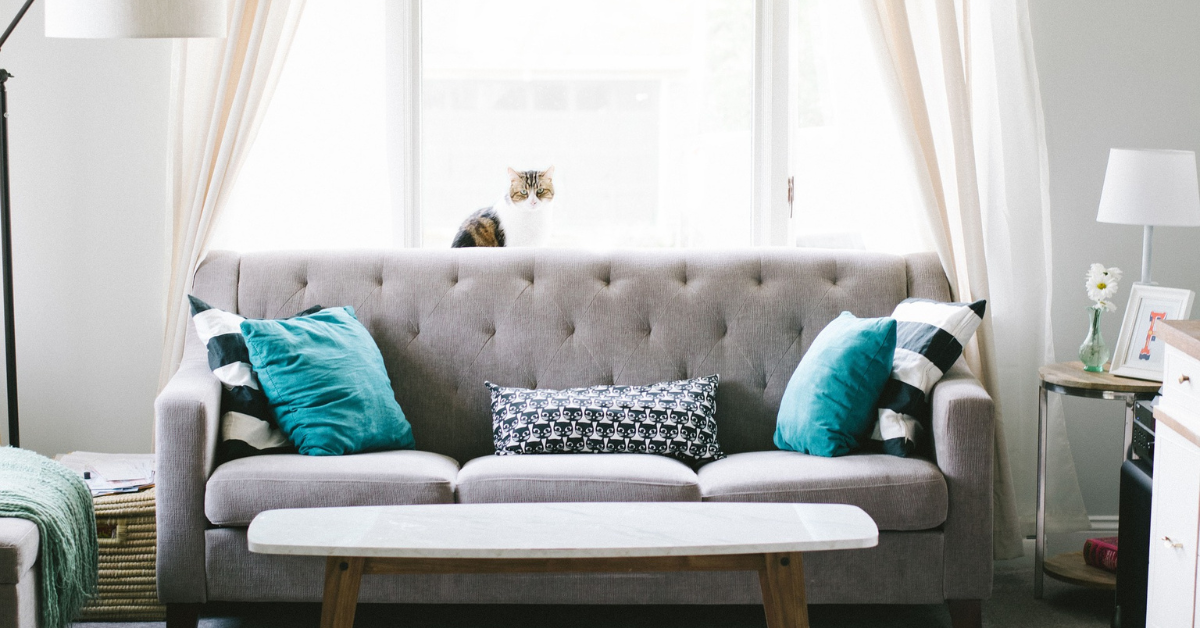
[1,0,227,447]
[1096,148,1200,285]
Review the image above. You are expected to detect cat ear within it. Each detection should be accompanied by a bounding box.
[541,165,555,179]
[507,167,521,181]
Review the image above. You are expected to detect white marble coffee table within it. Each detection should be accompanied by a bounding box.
[248,502,878,628]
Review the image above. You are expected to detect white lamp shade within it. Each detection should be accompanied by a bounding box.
[1097,148,1200,226]
[45,0,228,38]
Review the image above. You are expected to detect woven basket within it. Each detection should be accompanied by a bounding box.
[78,487,166,621]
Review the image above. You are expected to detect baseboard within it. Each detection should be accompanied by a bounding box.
[1021,514,1120,540]
[1005,521,1118,567]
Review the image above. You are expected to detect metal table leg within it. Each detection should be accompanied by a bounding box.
[1122,398,1136,461]
[1035,383,1048,599]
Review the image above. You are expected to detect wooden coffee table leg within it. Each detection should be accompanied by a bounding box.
[759,552,810,628]
[320,556,365,628]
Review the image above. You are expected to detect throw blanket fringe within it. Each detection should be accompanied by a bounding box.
[0,447,98,628]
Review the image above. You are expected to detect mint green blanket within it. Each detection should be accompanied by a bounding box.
[0,447,97,628]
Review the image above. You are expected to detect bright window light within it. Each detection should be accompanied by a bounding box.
[420,0,754,249]
[213,0,934,256]
[787,0,933,254]
[214,0,392,251]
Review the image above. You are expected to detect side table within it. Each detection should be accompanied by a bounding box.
[1035,362,1159,598]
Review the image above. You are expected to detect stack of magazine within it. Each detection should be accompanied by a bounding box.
[57,451,155,497]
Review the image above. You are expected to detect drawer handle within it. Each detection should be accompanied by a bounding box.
[1182,374,1192,385]
[1163,536,1185,550]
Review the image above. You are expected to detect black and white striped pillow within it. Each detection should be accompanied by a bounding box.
[188,296,322,463]
[872,298,986,457]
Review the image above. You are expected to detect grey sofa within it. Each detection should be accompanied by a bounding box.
[156,248,994,628]
[0,518,38,628]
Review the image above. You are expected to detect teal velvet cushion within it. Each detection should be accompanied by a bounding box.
[774,312,897,457]
[241,306,415,456]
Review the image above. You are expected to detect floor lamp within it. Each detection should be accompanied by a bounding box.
[1,0,226,448]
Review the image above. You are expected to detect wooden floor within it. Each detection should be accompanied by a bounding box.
[74,559,1114,628]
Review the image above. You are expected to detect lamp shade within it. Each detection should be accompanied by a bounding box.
[1096,148,1200,226]
[45,0,227,38]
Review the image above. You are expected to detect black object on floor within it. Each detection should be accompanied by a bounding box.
[1114,458,1153,628]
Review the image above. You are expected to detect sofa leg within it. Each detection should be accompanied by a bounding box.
[947,599,982,628]
[166,603,200,628]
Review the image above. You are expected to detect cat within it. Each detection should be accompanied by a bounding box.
[451,166,555,248]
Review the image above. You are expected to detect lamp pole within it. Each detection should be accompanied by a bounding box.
[0,0,36,448]
[1140,224,1154,285]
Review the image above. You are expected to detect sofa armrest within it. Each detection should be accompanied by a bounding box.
[929,360,994,601]
[154,334,221,604]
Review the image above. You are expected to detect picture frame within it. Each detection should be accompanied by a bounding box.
[1110,284,1195,381]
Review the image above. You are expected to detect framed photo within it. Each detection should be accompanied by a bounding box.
[1110,285,1195,381]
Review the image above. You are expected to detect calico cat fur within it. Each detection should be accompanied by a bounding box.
[451,208,505,248]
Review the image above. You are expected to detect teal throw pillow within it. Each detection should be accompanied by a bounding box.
[774,312,897,457]
[241,306,415,456]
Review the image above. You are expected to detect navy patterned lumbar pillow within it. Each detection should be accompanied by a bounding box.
[188,296,322,463]
[487,375,725,465]
[872,297,986,457]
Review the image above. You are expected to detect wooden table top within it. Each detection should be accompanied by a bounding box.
[1161,320,1200,363]
[1039,362,1162,393]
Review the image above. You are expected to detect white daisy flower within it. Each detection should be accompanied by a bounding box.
[1085,277,1116,300]
[1087,264,1122,286]
[1084,263,1121,309]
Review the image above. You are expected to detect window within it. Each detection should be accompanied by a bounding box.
[421,1,753,248]
[218,0,392,252]
[215,0,933,255]
[786,0,932,254]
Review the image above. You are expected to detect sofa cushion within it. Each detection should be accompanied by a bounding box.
[487,375,725,463]
[774,312,897,457]
[872,298,986,457]
[698,450,947,531]
[242,306,416,456]
[205,450,458,526]
[456,454,701,503]
[0,518,38,585]
[188,295,321,463]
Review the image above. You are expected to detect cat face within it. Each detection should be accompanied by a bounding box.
[615,420,638,439]
[552,418,574,437]
[507,166,555,211]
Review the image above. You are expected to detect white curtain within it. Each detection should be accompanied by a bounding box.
[867,0,1089,559]
[160,0,307,385]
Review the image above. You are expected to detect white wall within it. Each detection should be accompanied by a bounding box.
[1029,1,1200,519]
[0,0,171,456]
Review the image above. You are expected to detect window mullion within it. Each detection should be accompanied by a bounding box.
[386,0,422,248]
[753,0,792,246]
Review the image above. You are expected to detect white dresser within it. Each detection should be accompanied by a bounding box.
[1148,320,1200,627]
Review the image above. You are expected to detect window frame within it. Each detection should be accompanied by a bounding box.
[390,0,791,248]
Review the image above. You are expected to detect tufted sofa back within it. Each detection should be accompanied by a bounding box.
[191,249,951,463]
